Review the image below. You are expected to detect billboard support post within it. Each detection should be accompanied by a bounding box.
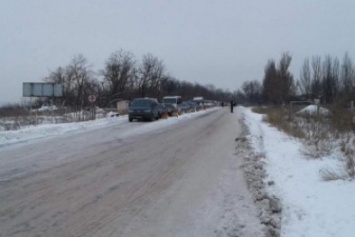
[29,97,32,122]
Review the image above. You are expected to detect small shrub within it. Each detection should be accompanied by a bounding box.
[320,168,344,181]
[254,106,306,139]
[329,106,354,132]
[0,104,28,117]
[266,108,284,127]
[345,156,355,178]
[252,106,269,115]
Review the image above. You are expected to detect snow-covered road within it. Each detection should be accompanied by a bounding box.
[0,108,263,237]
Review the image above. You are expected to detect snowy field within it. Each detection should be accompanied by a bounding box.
[241,106,355,237]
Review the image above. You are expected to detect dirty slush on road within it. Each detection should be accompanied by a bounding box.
[236,114,282,237]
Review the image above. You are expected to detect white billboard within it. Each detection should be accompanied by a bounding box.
[23,83,63,97]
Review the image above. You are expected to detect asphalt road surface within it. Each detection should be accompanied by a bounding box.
[0,108,263,237]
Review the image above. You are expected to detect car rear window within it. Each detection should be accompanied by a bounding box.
[162,98,177,104]
[131,100,152,107]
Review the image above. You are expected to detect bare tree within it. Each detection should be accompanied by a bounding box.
[234,89,246,104]
[322,56,333,103]
[44,66,68,106]
[100,50,136,105]
[341,52,354,97]
[137,54,166,98]
[261,53,294,104]
[322,55,339,103]
[311,55,322,99]
[262,60,279,104]
[45,55,96,108]
[299,58,311,98]
[242,80,262,104]
[278,52,295,103]
[332,57,340,100]
[65,55,95,108]
[42,51,235,109]
[160,76,178,96]
[178,81,194,99]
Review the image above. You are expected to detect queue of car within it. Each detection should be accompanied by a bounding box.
[128,96,215,122]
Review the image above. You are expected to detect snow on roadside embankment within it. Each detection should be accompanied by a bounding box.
[0,116,128,147]
[241,107,355,237]
[0,109,218,147]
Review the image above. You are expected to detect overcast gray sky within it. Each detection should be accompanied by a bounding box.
[1,0,355,104]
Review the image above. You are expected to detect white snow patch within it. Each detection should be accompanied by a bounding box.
[297,104,330,116]
[241,106,355,237]
[106,111,120,117]
[37,105,58,111]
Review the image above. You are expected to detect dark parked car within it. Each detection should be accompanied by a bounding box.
[180,101,193,113]
[187,101,200,111]
[128,98,161,122]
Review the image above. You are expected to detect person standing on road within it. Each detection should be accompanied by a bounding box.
[230,100,234,113]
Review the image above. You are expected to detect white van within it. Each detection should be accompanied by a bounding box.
[162,96,182,113]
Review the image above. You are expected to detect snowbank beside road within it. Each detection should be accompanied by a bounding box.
[0,109,218,147]
[0,116,127,147]
[241,107,355,237]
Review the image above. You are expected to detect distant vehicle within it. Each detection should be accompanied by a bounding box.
[180,101,197,113]
[192,97,205,109]
[160,103,174,116]
[156,103,172,116]
[128,98,161,122]
[193,97,203,101]
[187,100,201,110]
[162,96,182,114]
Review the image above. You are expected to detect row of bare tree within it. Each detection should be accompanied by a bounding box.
[240,52,355,106]
[299,53,355,104]
[43,50,234,108]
